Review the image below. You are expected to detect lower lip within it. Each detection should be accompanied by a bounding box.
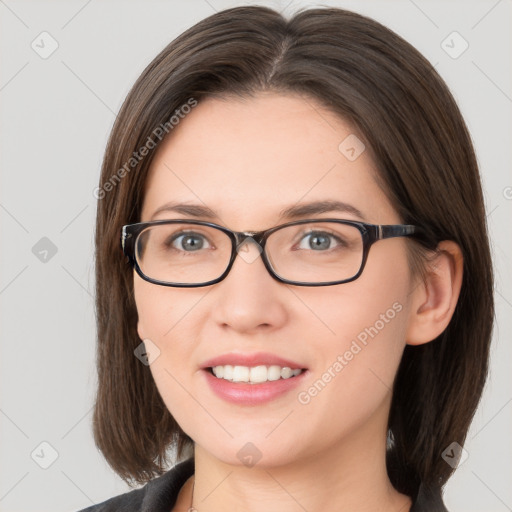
[202,369,308,405]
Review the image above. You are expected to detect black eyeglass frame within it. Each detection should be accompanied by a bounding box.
[121,218,424,288]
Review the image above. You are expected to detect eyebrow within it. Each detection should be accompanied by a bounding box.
[150,199,367,222]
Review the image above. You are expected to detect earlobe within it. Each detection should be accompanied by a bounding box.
[406,241,463,346]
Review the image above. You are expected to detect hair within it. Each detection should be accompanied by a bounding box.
[93,4,494,505]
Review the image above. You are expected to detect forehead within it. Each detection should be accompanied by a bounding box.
[141,92,398,228]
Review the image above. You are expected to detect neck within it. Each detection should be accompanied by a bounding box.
[184,418,411,512]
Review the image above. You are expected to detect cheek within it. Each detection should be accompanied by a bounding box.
[134,274,199,339]
[288,288,409,453]
[295,286,408,405]
[292,246,411,410]
[296,246,410,362]
[133,275,205,420]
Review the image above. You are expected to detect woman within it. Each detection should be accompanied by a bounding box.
[81,5,494,511]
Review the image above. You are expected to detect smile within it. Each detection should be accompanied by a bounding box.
[209,364,304,384]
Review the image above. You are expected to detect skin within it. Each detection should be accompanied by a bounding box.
[134,92,463,512]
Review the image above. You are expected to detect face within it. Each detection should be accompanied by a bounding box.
[134,92,415,468]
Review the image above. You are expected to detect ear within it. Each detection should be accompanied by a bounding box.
[406,240,463,346]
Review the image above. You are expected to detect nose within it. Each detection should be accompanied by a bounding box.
[210,237,288,333]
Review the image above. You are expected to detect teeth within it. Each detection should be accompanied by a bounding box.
[232,365,249,382]
[211,365,303,384]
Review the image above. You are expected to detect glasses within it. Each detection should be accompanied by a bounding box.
[121,218,423,287]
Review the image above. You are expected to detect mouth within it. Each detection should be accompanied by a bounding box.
[205,364,306,384]
[200,352,309,404]
[202,365,308,405]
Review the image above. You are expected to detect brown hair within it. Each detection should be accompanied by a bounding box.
[93,5,494,503]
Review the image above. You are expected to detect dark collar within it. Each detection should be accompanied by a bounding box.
[141,457,195,512]
[139,458,448,512]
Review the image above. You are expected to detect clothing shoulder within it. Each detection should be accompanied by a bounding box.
[75,487,144,512]
[74,458,195,512]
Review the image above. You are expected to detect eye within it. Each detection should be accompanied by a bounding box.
[297,231,345,251]
[168,231,212,252]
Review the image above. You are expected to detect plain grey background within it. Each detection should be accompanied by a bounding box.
[0,0,511,511]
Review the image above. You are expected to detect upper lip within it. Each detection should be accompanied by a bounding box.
[201,352,306,370]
